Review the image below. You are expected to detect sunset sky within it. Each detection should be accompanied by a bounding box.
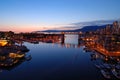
[0,0,120,32]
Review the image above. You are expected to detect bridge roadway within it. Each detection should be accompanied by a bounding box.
[61,32,82,35]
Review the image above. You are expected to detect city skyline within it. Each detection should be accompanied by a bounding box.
[0,0,120,32]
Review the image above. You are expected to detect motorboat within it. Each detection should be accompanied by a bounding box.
[94,64,105,69]
[0,40,8,46]
[9,52,25,58]
[0,58,19,67]
[101,69,111,79]
[19,45,29,52]
[112,69,120,79]
[103,63,111,69]
[115,65,120,70]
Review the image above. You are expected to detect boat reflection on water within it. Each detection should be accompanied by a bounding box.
[25,34,83,48]
[0,40,31,72]
[84,40,120,80]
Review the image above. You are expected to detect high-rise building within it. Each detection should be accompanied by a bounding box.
[113,21,119,34]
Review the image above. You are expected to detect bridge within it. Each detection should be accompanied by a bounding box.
[61,32,82,35]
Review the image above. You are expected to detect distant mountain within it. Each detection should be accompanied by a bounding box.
[67,20,114,29]
[33,19,120,33]
[34,24,110,33]
[75,25,107,32]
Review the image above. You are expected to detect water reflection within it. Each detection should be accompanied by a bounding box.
[21,33,120,79]
[15,32,120,79]
[0,40,31,72]
[1,29,120,80]
[23,34,83,48]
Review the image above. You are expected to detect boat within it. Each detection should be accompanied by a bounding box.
[25,55,32,61]
[19,46,29,52]
[94,64,105,69]
[103,63,111,69]
[9,53,25,58]
[112,69,120,79]
[30,41,39,44]
[115,65,120,70]
[46,40,53,43]
[0,40,8,46]
[100,69,111,79]
[0,58,19,67]
[83,47,92,52]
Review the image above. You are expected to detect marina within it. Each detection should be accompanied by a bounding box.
[0,21,120,80]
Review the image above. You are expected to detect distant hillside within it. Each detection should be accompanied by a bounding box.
[75,25,107,32]
[34,24,110,33]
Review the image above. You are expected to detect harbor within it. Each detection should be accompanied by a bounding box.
[0,21,120,80]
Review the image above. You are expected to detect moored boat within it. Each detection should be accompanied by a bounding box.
[103,63,112,69]
[9,52,25,58]
[112,69,120,79]
[0,40,8,46]
[94,64,105,69]
[100,69,111,79]
[115,65,120,70]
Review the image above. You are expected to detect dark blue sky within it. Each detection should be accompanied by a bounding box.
[0,0,120,32]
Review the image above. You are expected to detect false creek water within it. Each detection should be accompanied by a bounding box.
[0,34,118,80]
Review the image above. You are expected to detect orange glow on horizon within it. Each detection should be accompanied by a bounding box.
[0,24,77,33]
[0,25,59,33]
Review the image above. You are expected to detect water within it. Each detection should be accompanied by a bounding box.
[0,34,116,80]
